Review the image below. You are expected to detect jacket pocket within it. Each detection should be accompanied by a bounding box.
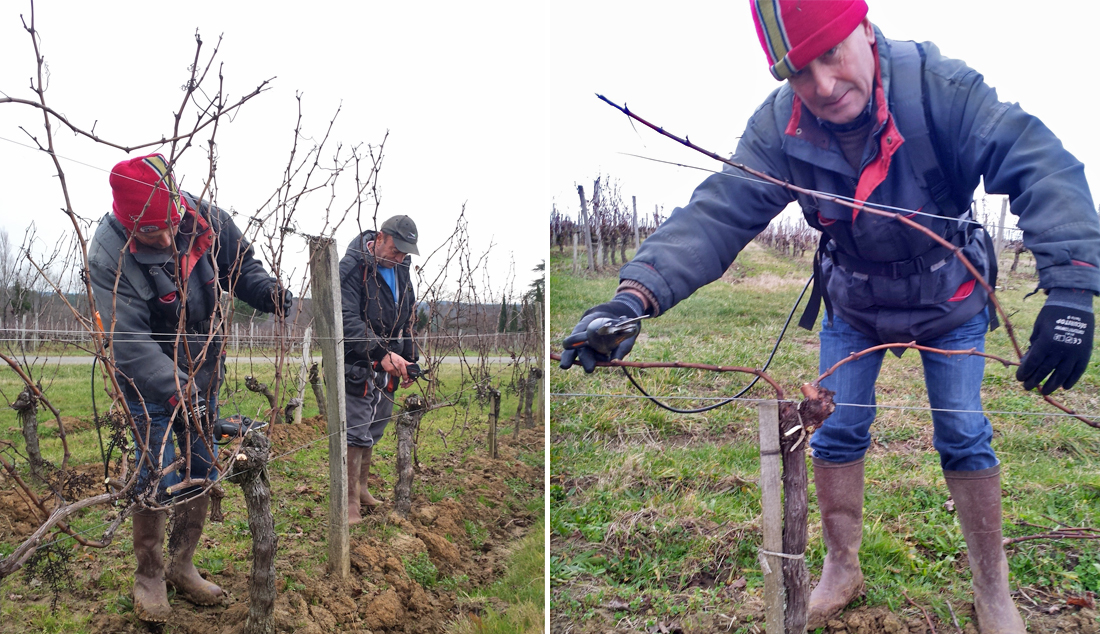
[825,230,986,310]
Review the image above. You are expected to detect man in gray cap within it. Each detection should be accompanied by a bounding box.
[339,215,420,524]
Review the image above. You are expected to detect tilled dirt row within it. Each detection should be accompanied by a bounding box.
[1,420,543,633]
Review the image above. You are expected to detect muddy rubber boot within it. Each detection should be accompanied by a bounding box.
[807,458,866,630]
[166,494,226,605]
[359,445,381,510]
[944,466,1026,634]
[132,508,171,623]
[347,446,364,525]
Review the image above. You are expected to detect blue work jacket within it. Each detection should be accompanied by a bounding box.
[621,27,1100,343]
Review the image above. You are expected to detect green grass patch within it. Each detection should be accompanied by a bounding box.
[550,243,1100,629]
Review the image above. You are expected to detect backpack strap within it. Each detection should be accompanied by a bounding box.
[889,40,958,219]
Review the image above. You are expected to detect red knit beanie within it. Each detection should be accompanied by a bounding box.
[110,153,184,233]
[751,0,869,80]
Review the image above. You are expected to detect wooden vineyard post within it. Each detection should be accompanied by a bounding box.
[308,237,350,579]
[293,326,312,424]
[394,394,425,518]
[572,230,580,275]
[780,402,810,633]
[632,195,641,251]
[488,387,500,459]
[758,400,785,634]
[577,185,596,272]
[225,429,276,634]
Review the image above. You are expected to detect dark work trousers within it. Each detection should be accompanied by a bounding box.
[345,368,396,448]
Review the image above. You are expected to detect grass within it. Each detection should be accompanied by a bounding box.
[449,518,545,634]
[550,243,1100,631]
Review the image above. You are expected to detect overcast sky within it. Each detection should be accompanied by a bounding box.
[0,2,544,300]
[2,2,1096,302]
[543,1,1099,233]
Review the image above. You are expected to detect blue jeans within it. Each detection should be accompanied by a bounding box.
[127,399,219,501]
[809,308,998,471]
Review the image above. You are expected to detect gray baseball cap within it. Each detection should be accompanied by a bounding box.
[380,215,419,256]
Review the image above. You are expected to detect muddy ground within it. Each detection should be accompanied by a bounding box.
[0,418,544,633]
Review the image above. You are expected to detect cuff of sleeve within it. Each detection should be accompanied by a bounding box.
[1046,287,1094,313]
[616,279,661,316]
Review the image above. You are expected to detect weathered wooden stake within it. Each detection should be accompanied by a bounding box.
[632,195,641,251]
[308,362,326,420]
[577,185,596,272]
[524,367,539,427]
[572,230,579,275]
[293,327,312,424]
[394,394,425,518]
[514,375,524,440]
[308,237,350,579]
[758,400,785,634]
[225,430,276,634]
[487,387,500,459]
[995,197,1009,259]
[780,402,810,633]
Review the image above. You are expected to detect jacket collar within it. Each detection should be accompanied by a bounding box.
[779,26,904,217]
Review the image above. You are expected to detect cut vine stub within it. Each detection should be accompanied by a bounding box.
[798,383,836,433]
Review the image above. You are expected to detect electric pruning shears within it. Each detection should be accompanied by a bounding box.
[562,315,649,356]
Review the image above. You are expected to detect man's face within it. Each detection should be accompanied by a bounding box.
[131,224,176,250]
[787,19,876,125]
[374,232,407,269]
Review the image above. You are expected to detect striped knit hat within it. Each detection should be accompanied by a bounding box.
[751,0,869,81]
[110,153,185,233]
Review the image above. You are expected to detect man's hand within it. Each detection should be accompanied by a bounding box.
[177,396,211,431]
[1016,289,1094,395]
[560,293,646,374]
[381,351,410,380]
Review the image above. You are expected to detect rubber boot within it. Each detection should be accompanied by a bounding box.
[359,445,381,510]
[347,446,364,525]
[807,457,866,630]
[132,508,171,622]
[166,494,225,605]
[944,466,1026,634]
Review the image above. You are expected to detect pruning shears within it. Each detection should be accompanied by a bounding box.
[562,315,649,356]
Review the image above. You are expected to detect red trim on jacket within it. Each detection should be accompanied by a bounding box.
[853,41,904,221]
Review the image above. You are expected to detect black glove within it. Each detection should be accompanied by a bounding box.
[560,293,646,374]
[1016,289,1094,395]
[276,286,294,315]
[176,396,212,431]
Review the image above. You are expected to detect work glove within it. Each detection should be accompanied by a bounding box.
[261,285,293,315]
[1016,288,1094,395]
[559,292,646,374]
[176,396,213,431]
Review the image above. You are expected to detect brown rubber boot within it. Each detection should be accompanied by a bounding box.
[132,508,171,622]
[807,457,866,630]
[359,445,381,510]
[347,446,364,525]
[944,466,1026,634]
[166,494,225,605]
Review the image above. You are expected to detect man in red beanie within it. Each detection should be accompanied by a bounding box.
[562,1,1099,631]
[88,153,291,622]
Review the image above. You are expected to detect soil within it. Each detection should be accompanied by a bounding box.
[0,418,544,634]
[552,581,1099,634]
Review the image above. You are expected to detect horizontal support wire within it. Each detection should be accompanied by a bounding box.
[12,378,488,554]
[550,391,1099,419]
